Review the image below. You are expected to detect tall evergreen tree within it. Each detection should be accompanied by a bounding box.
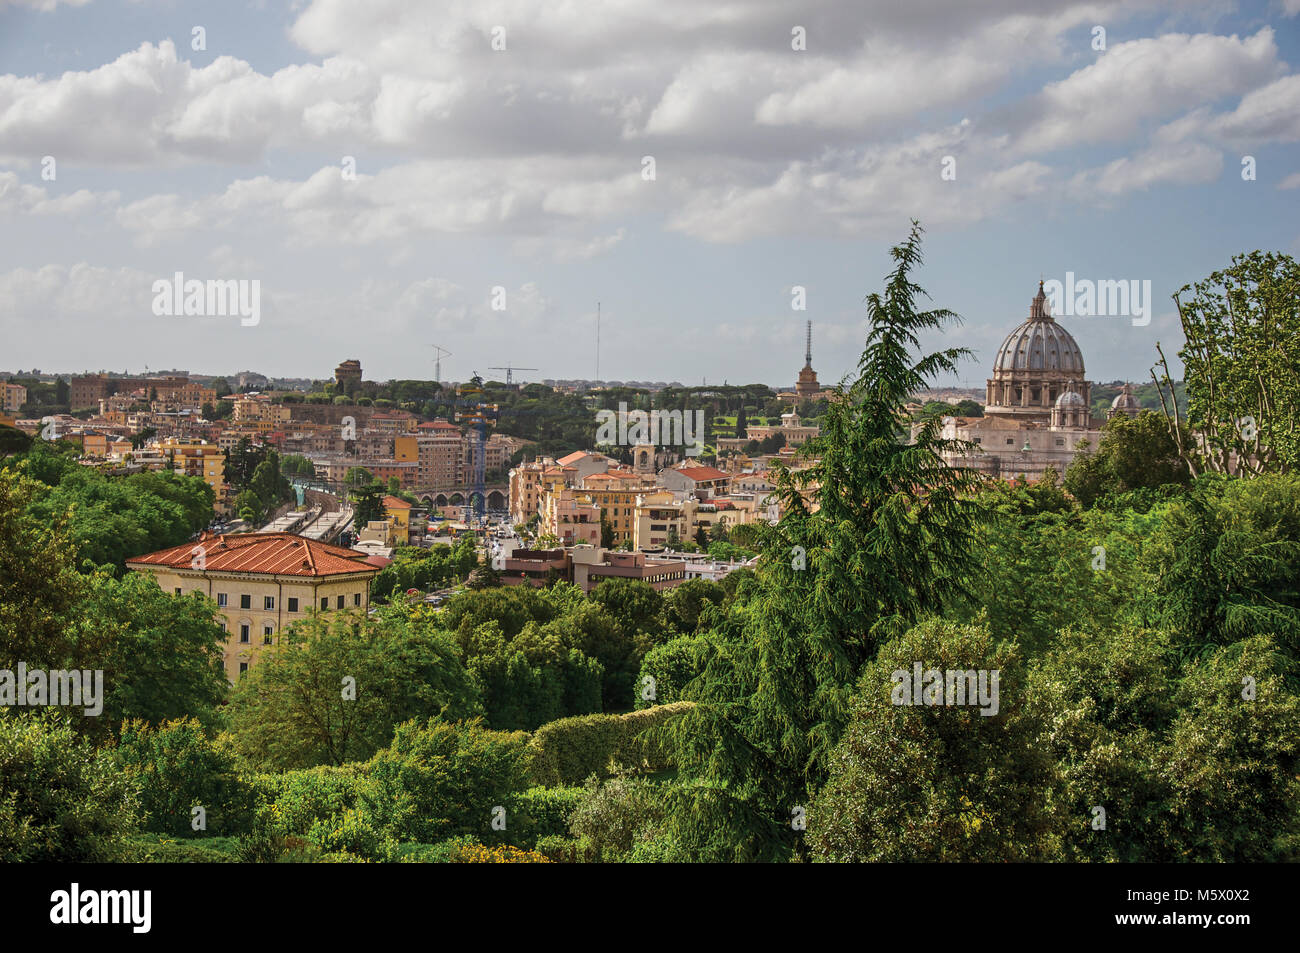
[662,222,984,861]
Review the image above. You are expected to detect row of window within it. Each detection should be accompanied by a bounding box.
[191,591,363,611]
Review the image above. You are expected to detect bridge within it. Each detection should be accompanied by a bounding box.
[417,484,508,511]
[290,476,508,513]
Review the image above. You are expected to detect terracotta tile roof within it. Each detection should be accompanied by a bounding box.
[127,532,381,578]
[383,495,413,509]
[673,466,730,481]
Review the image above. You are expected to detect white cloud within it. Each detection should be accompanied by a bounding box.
[1068,142,1223,196]
[1209,74,1300,143]
[0,171,116,215]
[1004,29,1282,154]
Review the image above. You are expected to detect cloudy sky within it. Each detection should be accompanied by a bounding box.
[1,0,1297,389]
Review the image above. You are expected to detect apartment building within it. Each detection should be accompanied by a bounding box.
[156,437,228,512]
[417,421,464,488]
[658,464,732,498]
[541,489,602,546]
[631,491,760,549]
[70,374,114,410]
[1,382,27,413]
[498,545,686,593]
[508,459,573,525]
[127,532,382,681]
[232,397,292,425]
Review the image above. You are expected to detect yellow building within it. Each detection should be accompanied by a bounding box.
[127,532,382,681]
[632,491,760,549]
[232,397,292,425]
[568,486,640,544]
[383,495,413,545]
[1,382,28,413]
[157,437,228,512]
[394,434,418,463]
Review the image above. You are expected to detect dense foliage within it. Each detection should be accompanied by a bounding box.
[2,228,1297,863]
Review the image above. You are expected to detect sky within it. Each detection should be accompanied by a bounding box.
[0,0,1297,390]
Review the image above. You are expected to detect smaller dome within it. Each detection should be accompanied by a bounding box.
[1111,385,1139,410]
[1056,390,1085,407]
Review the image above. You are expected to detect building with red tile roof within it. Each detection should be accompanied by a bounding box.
[127,532,382,680]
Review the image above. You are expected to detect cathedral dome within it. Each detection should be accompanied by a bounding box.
[985,281,1091,420]
[993,317,1085,374]
[1107,381,1140,419]
[1111,385,1138,412]
[1055,390,1085,407]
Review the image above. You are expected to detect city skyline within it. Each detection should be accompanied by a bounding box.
[2,1,1298,385]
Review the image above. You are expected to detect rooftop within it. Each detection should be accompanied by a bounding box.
[127,532,381,578]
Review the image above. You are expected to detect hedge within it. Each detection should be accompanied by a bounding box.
[119,834,241,863]
[516,785,585,843]
[527,702,693,786]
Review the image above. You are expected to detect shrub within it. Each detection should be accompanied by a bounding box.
[240,764,372,862]
[0,711,137,862]
[120,833,241,863]
[527,702,693,786]
[516,785,585,844]
[567,774,668,862]
[359,719,533,846]
[115,718,253,837]
[384,835,549,863]
[306,809,385,860]
[636,637,707,708]
[533,834,583,863]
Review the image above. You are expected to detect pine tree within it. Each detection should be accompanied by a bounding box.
[662,222,984,861]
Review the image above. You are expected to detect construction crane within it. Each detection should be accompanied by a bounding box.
[430,345,452,384]
[488,363,538,386]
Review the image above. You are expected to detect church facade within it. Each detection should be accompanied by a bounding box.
[936,281,1136,481]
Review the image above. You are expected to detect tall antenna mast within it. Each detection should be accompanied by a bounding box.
[430,345,451,384]
[805,320,812,367]
[596,302,601,384]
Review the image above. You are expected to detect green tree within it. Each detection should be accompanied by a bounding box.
[664,222,984,861]
[1153,250,1300,475]
[227,609,482,770]
[664,579,726,634]
[0,469,87,667]
[462,619,604,730]
[77,572,229,737]
[809,620,1061,862]
[224,437,269,492]
[1143,473,1300,667]
[233,490,262,525]
[1064,411,1189,506]
[351,483,385,528]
